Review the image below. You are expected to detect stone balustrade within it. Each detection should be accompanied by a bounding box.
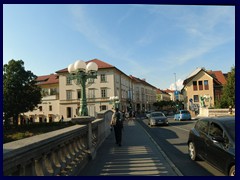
[3,110,113,176]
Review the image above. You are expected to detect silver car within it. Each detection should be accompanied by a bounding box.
[148,112,168,126]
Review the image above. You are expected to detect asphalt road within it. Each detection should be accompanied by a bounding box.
[138,117,225,176]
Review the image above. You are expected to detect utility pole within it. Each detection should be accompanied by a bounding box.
[174,73,177,91]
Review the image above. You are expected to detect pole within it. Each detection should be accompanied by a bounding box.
[174,73,177,91]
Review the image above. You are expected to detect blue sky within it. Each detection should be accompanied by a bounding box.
[3,4,235,90]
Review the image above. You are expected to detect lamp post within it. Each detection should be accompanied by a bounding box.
[109,96,120,109]
[68,60,98,116]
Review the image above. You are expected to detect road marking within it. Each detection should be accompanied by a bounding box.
[137,120,183,176]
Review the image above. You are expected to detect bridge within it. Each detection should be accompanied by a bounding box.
[3,110,182,176]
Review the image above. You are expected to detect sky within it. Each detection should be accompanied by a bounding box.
[3,4,235,90]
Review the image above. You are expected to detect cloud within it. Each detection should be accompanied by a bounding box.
[169,79,184,90]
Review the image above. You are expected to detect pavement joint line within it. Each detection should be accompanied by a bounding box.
[136,119,183,176]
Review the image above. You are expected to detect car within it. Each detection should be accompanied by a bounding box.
[188,116,235,176]
[148,111,168,126]
[174,110,191,121]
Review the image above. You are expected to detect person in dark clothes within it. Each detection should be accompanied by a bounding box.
[110,108,123,146]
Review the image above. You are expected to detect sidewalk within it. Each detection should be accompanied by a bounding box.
[78,119,182,176]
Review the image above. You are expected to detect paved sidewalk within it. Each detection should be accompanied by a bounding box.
[78,119,182,176]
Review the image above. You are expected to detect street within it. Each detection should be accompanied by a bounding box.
[138,117,225,176]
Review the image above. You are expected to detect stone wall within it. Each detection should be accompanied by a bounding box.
[3,110,113,176]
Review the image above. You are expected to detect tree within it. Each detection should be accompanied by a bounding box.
[3,60,42,125]
[219,66,235,108]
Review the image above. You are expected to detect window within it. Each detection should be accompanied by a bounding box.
[204,80,209,90]
[198,81,203,90]
[100,74,107,82]
[101,88,107,98]
[193,81,197,91]
[49,105,52,111]
[66,90,72,100]
[88,89,95,98]
[100,105,107,111]
[77,89,81,99]
[209,122,223,137]
[66,76,72,85]
[39,106,42,111]
[193,95,199,102]
[195,120,209,134]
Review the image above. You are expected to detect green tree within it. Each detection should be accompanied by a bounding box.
[3,60,42,125]
[219,66,235,108]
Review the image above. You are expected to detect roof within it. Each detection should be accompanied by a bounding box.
[207,70,227,85]
[36,74,59,85]
[156,89,170,95]
[183,68,226,86]
[164,89,175,93]
[129,75,157,89]
[55,58,114,73]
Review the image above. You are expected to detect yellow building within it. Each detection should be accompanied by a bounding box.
[24,74,60,123]
[182,67,227,116]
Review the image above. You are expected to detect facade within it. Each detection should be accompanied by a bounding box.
[129,75,157,112]
[156,89,171,101]
[24,74,60,123]
[182,67,227,115]
[164,89,183,101]
[25,59,157,122]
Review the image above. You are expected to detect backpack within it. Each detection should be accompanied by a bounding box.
[115,112,123,128]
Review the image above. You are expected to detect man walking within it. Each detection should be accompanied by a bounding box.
[110,108,123,146]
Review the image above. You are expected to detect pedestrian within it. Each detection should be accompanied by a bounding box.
[110,108,123,146]
[60,115,64,122]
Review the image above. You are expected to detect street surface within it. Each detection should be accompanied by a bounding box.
[138,117,225,176]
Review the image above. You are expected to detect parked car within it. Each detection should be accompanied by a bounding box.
[174,110,191,121]
[148,111,168,126]
[188,116,235,176]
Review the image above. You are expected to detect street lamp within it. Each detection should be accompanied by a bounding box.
[68,60,98,116]
[109,96,120,109]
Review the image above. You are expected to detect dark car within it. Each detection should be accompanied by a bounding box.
[188,116,235,176]
[148,111,168,126]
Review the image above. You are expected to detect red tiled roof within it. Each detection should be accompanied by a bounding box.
[55,58,114,73]
[36,74,59,85]
[164,89,174,93]
[156,89,170,95]
[208,70,227,85]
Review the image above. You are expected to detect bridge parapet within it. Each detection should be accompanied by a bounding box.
[3,110,113,176]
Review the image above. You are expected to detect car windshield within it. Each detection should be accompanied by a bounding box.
[151,112,164,117]
[224,120,235,142]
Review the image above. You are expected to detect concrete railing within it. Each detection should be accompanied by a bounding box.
[198,107,235,117]
[3,110,113,176]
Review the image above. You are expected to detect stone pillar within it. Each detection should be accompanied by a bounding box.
[71,117,96,159]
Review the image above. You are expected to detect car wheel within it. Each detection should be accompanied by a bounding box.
[229,165,235,176]
[188,142,198,161]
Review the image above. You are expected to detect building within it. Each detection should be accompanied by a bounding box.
[129,75,157,112]
[182,67,227,115]
[24,74,60,123]
[164,89,183,101]
[25,59,157,122]
[156,89,171,101]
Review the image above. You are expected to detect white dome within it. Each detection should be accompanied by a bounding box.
[68,63,75,73]
[74,60,86,72]
[86,62,98,72]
